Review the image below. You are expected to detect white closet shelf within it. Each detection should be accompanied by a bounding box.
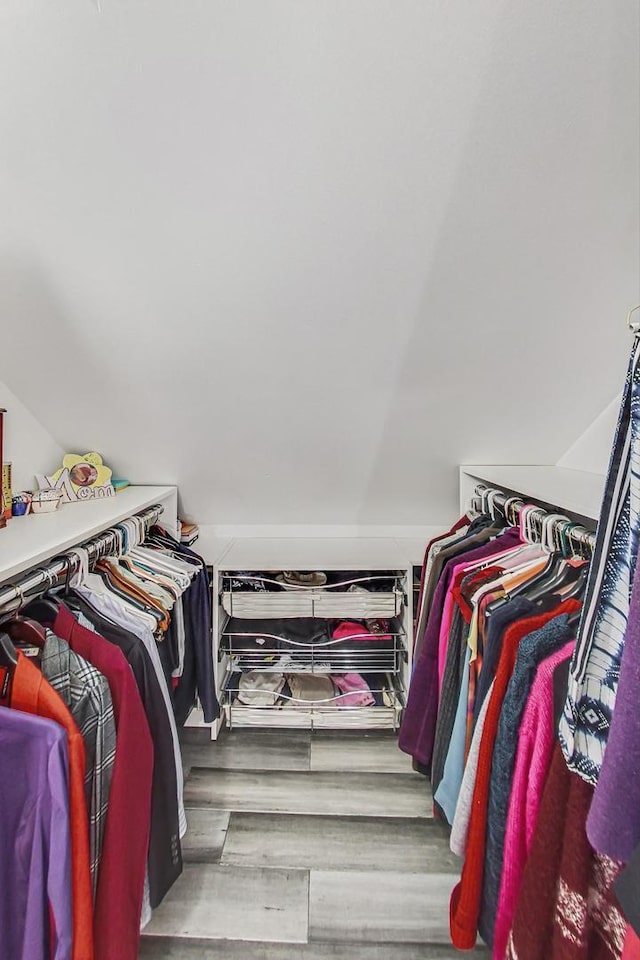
[217,537,414,571]
[460,465,605,522]
[0,485,177,584]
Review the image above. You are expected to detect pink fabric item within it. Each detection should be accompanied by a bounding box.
[436,558,490,688]
[436,550,521,690]
[437,576,461,690]
[493,640,575,960]
[623,926,640,960]
[332,673,375,706]
[332,621,390,642]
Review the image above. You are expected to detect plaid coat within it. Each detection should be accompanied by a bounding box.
[42,630,117,895]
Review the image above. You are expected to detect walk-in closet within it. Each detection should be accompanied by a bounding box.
[0,2,639,959]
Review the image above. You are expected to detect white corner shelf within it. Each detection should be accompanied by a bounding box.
[0,484,178,585]
[460,465,605,523]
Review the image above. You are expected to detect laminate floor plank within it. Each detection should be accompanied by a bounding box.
[147,731,475,959]
[185,768,431,818]
[182,729,311,772]
[139,938,487,959]
[310,734,413,774]
[221,812,459,873]
[181,810,230,863]
[309,870,459,944]
[179,728,214,745]
[143,863,309,943]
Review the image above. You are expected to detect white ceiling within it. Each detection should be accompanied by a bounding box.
[0,0,637,524]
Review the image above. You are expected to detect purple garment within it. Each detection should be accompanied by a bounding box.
[398,527,521,769]
[0,705,72,960]
[587,548,640,862]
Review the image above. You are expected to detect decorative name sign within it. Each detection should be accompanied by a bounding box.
[37,452,115,503]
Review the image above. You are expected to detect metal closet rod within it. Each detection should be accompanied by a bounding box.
[0,503,164,613]
[473,483,597,554]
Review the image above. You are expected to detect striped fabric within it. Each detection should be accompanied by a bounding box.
[559,335,640,785]
[42,629,117,895]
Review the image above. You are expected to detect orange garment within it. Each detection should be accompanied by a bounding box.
[449,598,580,950]
[1,652,94,960]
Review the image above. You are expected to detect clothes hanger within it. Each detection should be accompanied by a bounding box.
[564,574,588,629]
[0,582,47,648]
[513,515,582,603]
[92,561,166,623]
[0,630,18,667]
[503,497,524,528]
[627,304,640,335]
[20,566,62,624]
[561,564,589,601]
[485,513,561,608]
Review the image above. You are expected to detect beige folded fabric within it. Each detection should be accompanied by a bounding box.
[276,571,328,588]
[285,673,335,703]
[238,671,285,706]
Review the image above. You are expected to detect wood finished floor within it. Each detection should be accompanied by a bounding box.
[140,729,488,958]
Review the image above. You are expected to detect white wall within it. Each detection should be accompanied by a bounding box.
[0,1,638,525]
[558,396,620,476]
[0,379,64,492]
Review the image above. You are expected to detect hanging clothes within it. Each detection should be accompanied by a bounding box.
[585,543,640,863]
[414,515,471,657]
[0,506,199,960]
[450,679,495,858]
[615,845,640,943]
[399,526,521,771]
[449,601,580,951]
[493,641,575,960]
[172,547,217,721]
[72,585,186,840]
[41,629,117,894]
[505,745,626,960]
[68,594,183,910]
[404,491,602,956]
[0,705,72,960]
[559,336,640,785]
[0,651,94,960]
[479,620,576,946]
[52,604,154,960]
[623,928,640,960]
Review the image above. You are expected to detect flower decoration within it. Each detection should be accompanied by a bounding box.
[37,452,115,503]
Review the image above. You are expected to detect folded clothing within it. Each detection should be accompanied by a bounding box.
[332,673,375,706]
[332,621,392,643]
[238,671,285,706]
[228,572,270,592]
[285,674,336,703]
[276,571,328,588]
[325,571,398,592]
[225,617,331,648]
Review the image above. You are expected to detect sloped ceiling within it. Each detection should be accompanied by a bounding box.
[0,1,638,524]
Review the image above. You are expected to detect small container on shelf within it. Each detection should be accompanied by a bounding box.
[180,520,200,546]
[12,492,33,516]
[31,489,64,514]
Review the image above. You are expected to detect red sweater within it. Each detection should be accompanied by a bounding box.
[449,599,580,950]
[623,927,640,960]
